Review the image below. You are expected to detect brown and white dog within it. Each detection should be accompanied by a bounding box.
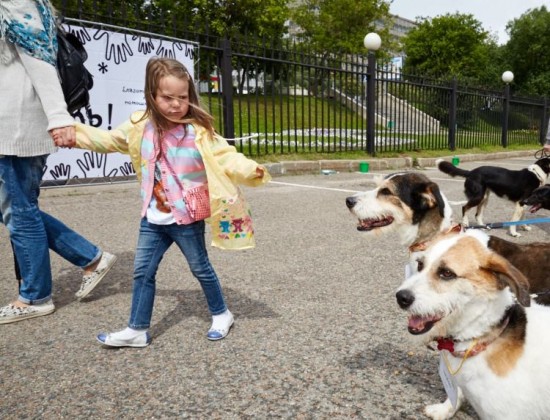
[345,172,550,304]
[395,230,550,419]
[345,172,454,251]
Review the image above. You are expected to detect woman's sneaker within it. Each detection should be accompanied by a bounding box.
[97,329,151,348]
[0,300,55,324]
[76,252,117,300]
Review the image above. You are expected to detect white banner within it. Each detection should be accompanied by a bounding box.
[44,24,196,183]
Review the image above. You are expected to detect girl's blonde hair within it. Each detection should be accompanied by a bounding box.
[136,57,214,137]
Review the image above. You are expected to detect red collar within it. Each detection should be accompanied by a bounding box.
[433,315,510,358]
[436,337,488,358]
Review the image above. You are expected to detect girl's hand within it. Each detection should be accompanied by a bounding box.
[50,126,76,148]
[256,166,265,178]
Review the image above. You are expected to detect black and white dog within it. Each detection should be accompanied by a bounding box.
[522,184,550,213]
[436,157,550,237]
[396,229,550,419]
[345,172,550,305]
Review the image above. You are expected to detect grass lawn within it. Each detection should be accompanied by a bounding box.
[200,94,544,163]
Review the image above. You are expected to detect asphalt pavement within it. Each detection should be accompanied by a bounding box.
[2,152,549,419]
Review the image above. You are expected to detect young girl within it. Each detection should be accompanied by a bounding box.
[75,57,270,347]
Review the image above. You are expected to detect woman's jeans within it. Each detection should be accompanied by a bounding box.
[0,155,101,304]
[129,218,227,329]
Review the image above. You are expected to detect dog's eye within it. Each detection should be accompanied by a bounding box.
[437,268,456,280]
[417,260,424,272]
[378,188,392,196]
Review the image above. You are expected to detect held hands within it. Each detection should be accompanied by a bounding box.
[50,126,76,148]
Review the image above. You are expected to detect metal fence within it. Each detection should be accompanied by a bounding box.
[58,2,549,157]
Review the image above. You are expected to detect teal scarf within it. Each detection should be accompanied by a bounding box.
[0,0,57,65]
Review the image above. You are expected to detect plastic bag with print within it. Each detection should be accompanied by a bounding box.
[208,187,255,250]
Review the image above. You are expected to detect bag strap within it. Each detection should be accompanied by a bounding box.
[156,132,189,195]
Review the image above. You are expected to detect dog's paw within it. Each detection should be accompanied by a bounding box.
[425,401,455,420]
[508,230,521,237]
[521,225,532,231]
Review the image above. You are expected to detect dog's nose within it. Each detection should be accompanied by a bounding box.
[396,289,415,309]
[346,196,357,209]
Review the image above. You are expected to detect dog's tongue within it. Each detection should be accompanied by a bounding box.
[408,315,427,331]
[529,204,542,213]
[407,314,439,334]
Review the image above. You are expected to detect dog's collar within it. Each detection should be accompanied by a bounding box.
[528,164,547,185]
[408,223,463,253]
[431,314,510,358]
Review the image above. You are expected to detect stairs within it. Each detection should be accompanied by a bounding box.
[329,87,441,133]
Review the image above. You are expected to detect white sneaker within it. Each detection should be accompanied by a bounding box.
[0,300,55,324]
[76,252,117,299]
[97,330,151,348]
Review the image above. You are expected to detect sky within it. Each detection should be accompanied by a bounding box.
[389,0,550,44]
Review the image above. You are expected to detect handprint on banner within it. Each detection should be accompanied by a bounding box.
[47,163,75,180]
[118,161,136,176]
[156,41,184,59]
[66,25,91,45]
[93,30,133,64]
[76,151,107,177]
[132,35,155,55]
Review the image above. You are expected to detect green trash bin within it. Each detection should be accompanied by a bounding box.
[359,162,369,173]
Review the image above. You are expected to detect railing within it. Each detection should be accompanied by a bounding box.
[56,1,549,157]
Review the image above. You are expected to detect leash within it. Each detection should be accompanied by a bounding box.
[465,217,550,230]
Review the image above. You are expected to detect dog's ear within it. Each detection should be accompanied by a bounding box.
[537,157,550,173]
[415,182,446,217]
[485,253,531,307]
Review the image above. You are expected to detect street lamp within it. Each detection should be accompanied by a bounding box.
[364,33,382,51]
[502,71,514,84]
[364,33,381,155]
[501,71,514,148]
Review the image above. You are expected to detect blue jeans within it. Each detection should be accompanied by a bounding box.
[0,155,101,304]
[129,218,227,329]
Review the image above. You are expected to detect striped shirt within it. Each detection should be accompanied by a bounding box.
[140,122,208,225]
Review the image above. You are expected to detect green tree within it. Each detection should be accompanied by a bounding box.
[401,13,492,82]
[51,0,149,26]
[189,0,289,39]
[53,0,290,42]
[291,0,392,54]
[504,6,550,96]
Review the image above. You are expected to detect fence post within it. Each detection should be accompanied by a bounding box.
[449,78,457,151]
[366,51,377,155]
[541,97,548,146]
[219,38,235,143]
[500,71,514,148]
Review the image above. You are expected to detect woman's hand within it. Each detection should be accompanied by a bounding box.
[50,126,76,148]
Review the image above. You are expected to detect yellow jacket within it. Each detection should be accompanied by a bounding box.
[75,111,271,250]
